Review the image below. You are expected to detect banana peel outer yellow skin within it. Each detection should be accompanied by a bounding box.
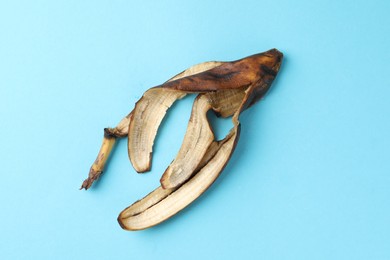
[81,49,283,231]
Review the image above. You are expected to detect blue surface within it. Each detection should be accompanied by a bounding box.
[1,0,389,259]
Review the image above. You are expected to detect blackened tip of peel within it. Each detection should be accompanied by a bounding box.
[103,128,116,139]
[80,168,102,190]
[265,48,283,59]
[272,49,283,72]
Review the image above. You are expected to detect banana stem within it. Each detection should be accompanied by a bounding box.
[80,129,116,190]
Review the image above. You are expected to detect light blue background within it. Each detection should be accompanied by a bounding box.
[1,0,389,259]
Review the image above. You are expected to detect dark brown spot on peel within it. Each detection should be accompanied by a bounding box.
[201,70,240,81]
[260,64,277,77]
[104,128,116,139]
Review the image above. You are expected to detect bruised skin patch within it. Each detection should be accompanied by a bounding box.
[81,49,283,230]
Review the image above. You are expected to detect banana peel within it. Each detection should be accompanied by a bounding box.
[81,49,283,231]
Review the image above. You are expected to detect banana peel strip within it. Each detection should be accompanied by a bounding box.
[81,49,283,231]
